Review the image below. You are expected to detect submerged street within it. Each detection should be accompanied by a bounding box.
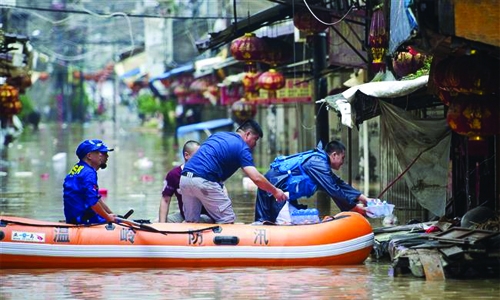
[1,118,499,299]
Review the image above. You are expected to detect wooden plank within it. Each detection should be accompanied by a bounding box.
[429,228,499,245]
[439,246,465,258]
[416,249,446,280]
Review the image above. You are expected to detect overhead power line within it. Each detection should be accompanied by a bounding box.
[0,4,241,20]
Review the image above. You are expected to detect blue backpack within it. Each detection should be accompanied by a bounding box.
[270,150,326,200]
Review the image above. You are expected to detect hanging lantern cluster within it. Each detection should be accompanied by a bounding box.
[230,34,292,101]
[368,6,388,73]
[170,75,194,103]
[231,33,264,99]
[190,77,218,105]
[431,53,500,140]
[392,46,428,79]
[293,8,330,38]
[0,84,22,117]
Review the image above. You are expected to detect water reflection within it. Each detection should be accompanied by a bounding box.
[1,122,499,299]
[1,263,499,299]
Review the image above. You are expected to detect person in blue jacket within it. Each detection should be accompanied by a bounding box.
[255,140,370,223]
[180,119,288,224]
[63,139,116,224]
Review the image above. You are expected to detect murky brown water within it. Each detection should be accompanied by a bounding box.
[1,120,499,299]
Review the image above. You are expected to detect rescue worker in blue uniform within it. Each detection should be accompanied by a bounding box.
[254,140,371,223]
[63,139,116,224]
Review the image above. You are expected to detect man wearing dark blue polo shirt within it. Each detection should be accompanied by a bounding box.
[180,119,288,224]
[63,139,116,224]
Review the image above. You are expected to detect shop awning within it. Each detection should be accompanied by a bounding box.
[148,63,195,98]
[319,75,442,128]
[114,52,147,78]
[119,67,143,80]
[151,63,195,82]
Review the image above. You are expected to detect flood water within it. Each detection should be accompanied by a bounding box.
[1,119,499,299]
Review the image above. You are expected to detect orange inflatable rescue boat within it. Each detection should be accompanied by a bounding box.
[0,212,374,269]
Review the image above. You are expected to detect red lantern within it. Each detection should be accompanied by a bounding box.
[242,72,261,99]
[206,85,218,97]
[160,78,171,88]
[230,33,266,72]
[169,79,181,89]
[437,54,500,95]
[173,85,189,98]
[189,78,209,93]
[39,72,50,81]
[84,73,94,81]
[432,56,455,92]
[447,94,500,140]
[368,7,388,72]
[436,89,454,106]
[258,69,285,99]
[130,81,147,94]
[231,98,257,124]
[0,84,22,116]
[293,8,329,36]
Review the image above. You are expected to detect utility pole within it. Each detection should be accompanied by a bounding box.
[313,32,329,146]
[312,32,330,215]
[53,1,69,123]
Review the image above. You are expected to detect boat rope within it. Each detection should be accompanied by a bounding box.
[0,218,222,235]
[115,222,222,235]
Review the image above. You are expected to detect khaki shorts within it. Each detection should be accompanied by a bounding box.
[167,212,213,223]
[180,175,235,224]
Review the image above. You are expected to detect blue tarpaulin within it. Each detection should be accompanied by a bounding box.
[176,118,234,161]
[389,0,419,55]
[177,119,234,161]
[177,118,234,136]
[120,68,142,79]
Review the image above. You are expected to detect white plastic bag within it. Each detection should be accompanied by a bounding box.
[365,199,395,218]
[276,202,298,224]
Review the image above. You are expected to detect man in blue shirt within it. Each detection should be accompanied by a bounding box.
[63,139,116,224]
[255,140,370,223]
[180,119,288,224]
